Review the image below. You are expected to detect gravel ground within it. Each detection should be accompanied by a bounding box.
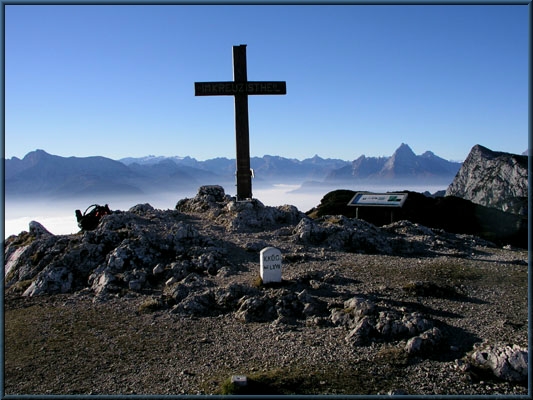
[4,210,529,396]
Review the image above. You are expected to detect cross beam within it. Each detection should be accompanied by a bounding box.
[195,45,287,201]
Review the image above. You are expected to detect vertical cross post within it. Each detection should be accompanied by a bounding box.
[233,45,252,200]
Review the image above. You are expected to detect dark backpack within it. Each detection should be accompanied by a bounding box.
[75,204,112,231]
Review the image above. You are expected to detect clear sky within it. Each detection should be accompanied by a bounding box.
[3,4,530,162]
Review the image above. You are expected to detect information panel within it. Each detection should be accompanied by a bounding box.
[348,192,408,208]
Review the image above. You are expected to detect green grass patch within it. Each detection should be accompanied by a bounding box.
[375,344,409,367]
[6,279,34,294]
[414,261,483,286]
[6,231,35,248]
[214,362,409,395]
[217,369,311,395]
[138,296,164,313]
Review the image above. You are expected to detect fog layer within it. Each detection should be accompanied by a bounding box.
[4,183,446,239]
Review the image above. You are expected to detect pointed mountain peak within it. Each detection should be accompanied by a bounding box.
[22,149,53,164]
[393,143,416,156]
[471,144,493,154]
[388,144,417,164]
[25,149,50,157]
[469,144,526,161]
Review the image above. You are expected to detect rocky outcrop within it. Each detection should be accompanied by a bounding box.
[446,145,528,215]
[4,185,500,301]
[294,216,493,256]
[5,202,218,299]
[176,185,305,233]
[331,296,438,351]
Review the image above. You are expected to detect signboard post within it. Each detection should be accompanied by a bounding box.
[195,45,287,201]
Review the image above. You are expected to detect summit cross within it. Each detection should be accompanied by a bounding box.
[195,44,287,201]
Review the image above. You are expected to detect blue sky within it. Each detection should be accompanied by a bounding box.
[3,4,530,162]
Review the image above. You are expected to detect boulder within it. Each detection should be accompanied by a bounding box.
[23,266,73,296]
[345,316,375,345]
[235,295,277,323]
[405,327,443,355]
[337,297,438,347]
[164,273,214,303]
[343,296,376,318]
[29,221,54,237]
[470,343,528,383]
[171,290,217,316]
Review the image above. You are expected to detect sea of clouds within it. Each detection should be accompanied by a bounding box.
[4,184,447,239]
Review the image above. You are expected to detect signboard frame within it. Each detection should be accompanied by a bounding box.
[195,81,287,96]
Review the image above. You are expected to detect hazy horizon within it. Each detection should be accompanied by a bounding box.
[4,182,449,239]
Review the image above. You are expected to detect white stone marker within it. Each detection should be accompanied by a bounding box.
[260,247,282,284]
[231,375,248,387]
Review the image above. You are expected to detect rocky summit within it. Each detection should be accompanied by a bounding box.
[446,144,528,215]
[4,185,528,395]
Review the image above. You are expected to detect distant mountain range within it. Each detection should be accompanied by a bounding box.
[324,143,461,185]
[5,144,461,199]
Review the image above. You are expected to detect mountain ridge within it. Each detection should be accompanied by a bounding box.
[5,144,465,199]
[325,143,461,184]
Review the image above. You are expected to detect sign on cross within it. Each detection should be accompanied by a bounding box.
[195,44,287,201]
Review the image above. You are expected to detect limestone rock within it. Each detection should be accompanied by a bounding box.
[343,296,376,318]
[405,327,443,355]
[214,283,260,311]
[345,316,375,345]
[164,273,214,304]
[470,342,528,382]
[90,270,117,297]
[446,145,528,215]
[5,203,213,298]
[338,297,437,347]
[29,221,54,237]
[293,216,481,256]
[171,290,216,316]
[235,295,277,323]
[176,185,306,232]
[23,266,73,296]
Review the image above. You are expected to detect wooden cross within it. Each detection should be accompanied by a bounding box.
[195,44,287,201]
